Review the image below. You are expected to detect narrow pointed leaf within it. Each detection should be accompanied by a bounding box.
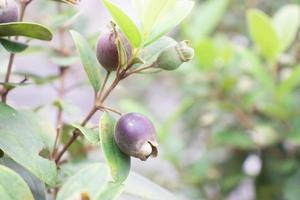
[70,30,103,91]
[102,0,142,47]
[99,112,131,183]
[0,38,28,53]
[0,22,52,41]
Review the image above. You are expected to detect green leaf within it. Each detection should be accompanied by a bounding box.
[0,103,57,185]
[57,164,109,200]
[184,0,229,40]
[125,172,178,200]
[142,0,176,34]
[273,4,300,52]
[0,157,46,200]
[97,182,124,200]
[247,9,280,60]
[140,36,177,63]
[238,48,275,92]
[213,131,255,150]
[276,65,300,99]
[145,0,194,46]
[0,22,52,41]
[0,38,28,53]
[0,165,34,200]
[99,112,131,183]
[131,0,147,20]
[70,30,103,91]
[195,38,216,69]
[71,123,100,144]
[101,0,142,47]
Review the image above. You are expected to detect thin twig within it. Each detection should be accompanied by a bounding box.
[51,67,68,158]
[55,106,98,163]
[97,71,111,101]
[1,0,31,103]
[98,105,123,116]
[123,63,156,78]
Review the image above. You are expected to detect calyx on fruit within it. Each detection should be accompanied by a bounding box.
[96,28,132,71]
[156,40,194,71]
[114,113,158,161]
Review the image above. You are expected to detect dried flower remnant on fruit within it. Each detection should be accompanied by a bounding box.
[96,28,132,71]
[0,0,19,23]
[156,40,194,71]
[115,113,158,161]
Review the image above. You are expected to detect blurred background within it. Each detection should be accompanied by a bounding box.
[1,0,300,199]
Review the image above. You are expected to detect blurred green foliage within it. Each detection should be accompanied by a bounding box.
[153,0,300,199]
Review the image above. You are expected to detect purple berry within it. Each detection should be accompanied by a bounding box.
[115,113,158,161]
[96,29,132,72]
[0,0,19,23]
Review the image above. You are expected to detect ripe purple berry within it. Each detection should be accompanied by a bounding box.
[0,0,19,23]
[96,29,132,71]
[115,113,158,161]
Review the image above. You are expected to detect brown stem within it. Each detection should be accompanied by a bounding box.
[55,106,98,163]
[1,0,31,103]
[51,67,68,158]
[98,105,123,116]
[55,73,123,164]
[98,71,111,100]
[123,63,156,78]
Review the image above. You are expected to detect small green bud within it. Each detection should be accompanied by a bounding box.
[156,40,194,71]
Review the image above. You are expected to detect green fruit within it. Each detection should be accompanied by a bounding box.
[156,40,194,71]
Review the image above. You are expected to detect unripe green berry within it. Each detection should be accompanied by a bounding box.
[96,29,132,72]
[156,41,194,71]
[0,0,19,23]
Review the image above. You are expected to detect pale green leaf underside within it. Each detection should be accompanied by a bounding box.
[125,171,179,200]
[0,103,57,186]
[0,165,34,200]
[186,0,229,40]
[145,0,194,46]
[273,4,300,52]
[142,0,176,34]
[57,164,109,200]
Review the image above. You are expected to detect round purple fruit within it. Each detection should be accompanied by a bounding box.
[115,113,158,161]
[0,0,19,23]
[96,29,132,72]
